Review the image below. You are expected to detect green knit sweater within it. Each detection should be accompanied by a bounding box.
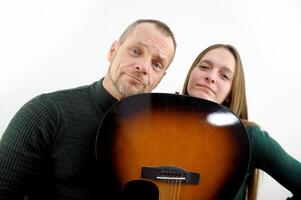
[1,80,300,199]
[0,80,117,199]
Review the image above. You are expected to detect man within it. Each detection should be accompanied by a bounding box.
[0,19,176,199]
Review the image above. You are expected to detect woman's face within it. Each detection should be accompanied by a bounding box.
[187,47,236,104]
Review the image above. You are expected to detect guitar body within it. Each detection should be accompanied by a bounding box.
[96,93,250,200]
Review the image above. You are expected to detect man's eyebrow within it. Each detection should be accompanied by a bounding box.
[137,41,149,49]
[137,41,168,66]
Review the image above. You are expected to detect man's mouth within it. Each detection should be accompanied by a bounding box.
[126,73,145,86]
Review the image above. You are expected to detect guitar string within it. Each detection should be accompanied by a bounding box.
[176,180,182,200]
[168,180,172,200]
[160,180,167,200]
[171,180,182,200]
[171,180,175,200]
[159,179,182,200]
[171,181,175,200]
[173,180,181,200]
[171,180,176,200]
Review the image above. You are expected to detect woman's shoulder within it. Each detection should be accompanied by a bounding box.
[241,120,260,132]
[241,120,272,145]
[241,120,288,163]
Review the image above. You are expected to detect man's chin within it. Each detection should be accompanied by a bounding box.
[120,87,145,98]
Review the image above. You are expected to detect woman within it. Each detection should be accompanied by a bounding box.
[182,44,301,200]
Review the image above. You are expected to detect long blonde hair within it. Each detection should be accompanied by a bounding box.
[182,44,259,200]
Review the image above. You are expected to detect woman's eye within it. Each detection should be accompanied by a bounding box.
[222,74,230,80]
[198,65,209,70]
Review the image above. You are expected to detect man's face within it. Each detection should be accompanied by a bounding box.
[105,23,175,100]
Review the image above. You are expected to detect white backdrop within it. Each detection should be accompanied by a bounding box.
[0,0,300,199]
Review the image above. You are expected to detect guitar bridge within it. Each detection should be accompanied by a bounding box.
[141,166,200,185]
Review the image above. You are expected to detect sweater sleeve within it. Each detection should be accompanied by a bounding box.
[0,94,60,199]
[248,125,301,198]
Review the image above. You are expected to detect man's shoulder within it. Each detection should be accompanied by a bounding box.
[26,81,98,111]
[46,81,96,98]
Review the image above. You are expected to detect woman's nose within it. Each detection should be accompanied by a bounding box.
[205,73,216,83]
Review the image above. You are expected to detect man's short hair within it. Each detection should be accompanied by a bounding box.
[118,19,177,52]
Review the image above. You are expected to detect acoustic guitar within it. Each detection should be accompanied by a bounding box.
[95,93,250,200]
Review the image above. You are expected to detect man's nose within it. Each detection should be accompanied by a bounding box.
[134,60,150,75]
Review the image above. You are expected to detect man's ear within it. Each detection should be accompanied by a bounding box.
[107,40,119,62]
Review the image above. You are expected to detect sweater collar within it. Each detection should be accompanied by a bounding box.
[93,78,118,113]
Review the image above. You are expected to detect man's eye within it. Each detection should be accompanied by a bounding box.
[154,63,163,70]
[129,48,140,56]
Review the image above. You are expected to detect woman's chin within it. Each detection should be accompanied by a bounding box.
[190,92,212,102]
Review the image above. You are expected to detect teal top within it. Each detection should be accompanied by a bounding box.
[234,125,301,199]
